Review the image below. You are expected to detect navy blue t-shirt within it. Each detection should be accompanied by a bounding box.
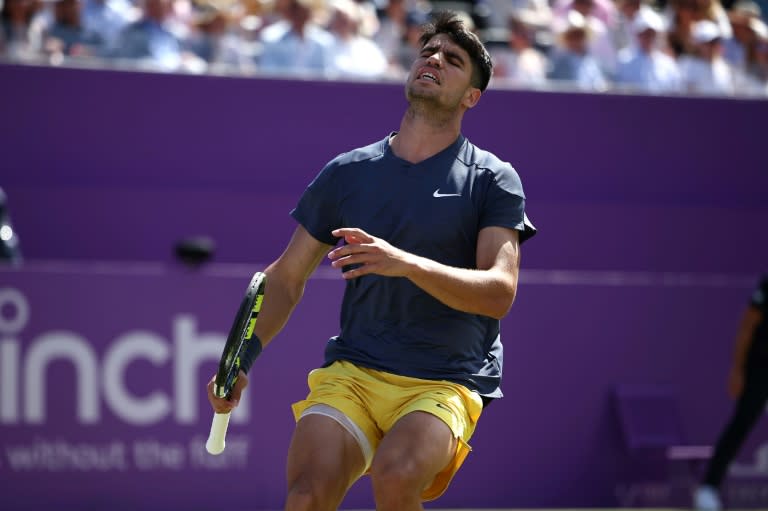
[290,133,536,398]
[747,274,768,367]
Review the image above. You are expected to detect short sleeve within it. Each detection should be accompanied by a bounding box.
[750,275,768,311]
[479,165,537,244]
[290,160,344,246]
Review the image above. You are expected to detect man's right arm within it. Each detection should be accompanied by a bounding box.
[728,306,762,399]
[207,225,333,413]
[254,224,335,348]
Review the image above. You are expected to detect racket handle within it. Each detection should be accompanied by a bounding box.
[206,411,231,455]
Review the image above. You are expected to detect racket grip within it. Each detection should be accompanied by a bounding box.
[206,411,232,455]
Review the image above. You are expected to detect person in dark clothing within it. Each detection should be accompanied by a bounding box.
[206,11,536,511]
[694,274,768,511]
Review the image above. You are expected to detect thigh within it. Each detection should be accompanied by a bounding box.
[286,413,367,502]
[292,362,383,458]
[371,411,457,486]
[371,378,483,501]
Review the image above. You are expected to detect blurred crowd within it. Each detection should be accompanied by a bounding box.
[2,0,768,96]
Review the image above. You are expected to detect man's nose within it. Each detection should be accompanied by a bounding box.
[426,52,442,67]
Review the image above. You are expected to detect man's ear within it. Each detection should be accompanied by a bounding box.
[463,87,482,109]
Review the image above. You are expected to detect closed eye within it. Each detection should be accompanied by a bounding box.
[445,51,465,67]
[420,46,465,68]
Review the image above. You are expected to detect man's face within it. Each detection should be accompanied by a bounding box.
[636,28,657,52]
[405,34,478,110]
[286,0,311,27]
[564,28,588,54]
[55,0,81,25]
[698,38,722,60]
[144,0,171,21]
[620,0,641,17]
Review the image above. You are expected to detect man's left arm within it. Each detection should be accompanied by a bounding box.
[328,226,520,320]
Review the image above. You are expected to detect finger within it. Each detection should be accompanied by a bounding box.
[207,384,235,413]
[332,228,374,244]
[330,256,349,267]
[328,243,372,261]
[229,373,249,403]
[327,247,349,261]
[214,400,236,414]
[339,261,378,279]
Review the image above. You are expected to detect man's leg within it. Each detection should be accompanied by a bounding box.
[702,369,768,487]
[369,411,457,511]
[285,413,366,511]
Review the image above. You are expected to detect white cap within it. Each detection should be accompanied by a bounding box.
[691,20,722,43]
[749,17,768,39]
[632,8,665,34]
[554,10,590,35]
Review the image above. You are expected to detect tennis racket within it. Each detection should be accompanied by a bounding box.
[205,271,266,455]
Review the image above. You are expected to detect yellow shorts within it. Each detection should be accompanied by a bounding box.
[291,360,484,501]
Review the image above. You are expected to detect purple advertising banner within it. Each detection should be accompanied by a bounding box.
[1,62,768,509]
[0,264,762,510]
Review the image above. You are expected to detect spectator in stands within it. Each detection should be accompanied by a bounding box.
[723,0,762,70]
[665,0,733,58]
[1,0,43,59]
[615,7,683,93]
[81,0,136,52]
[40,0,105,59]
[679,19,736,93]
[553,0,617,29]
[490,11,548,87]
[548,10,609,90]
[258,0,333,76]
[185,1,253,73]
[561,0,618,76]
[110,0,196,71]
[666,0,697,56]
[481,0,553,34]
[736,17,768,93]
[393,8,429,76]
[611,0,665,52]
[373,0,408,64]
[351,0,379,39]
[753,25,768,93]
[723,1,768,93]
[326,0,388,78]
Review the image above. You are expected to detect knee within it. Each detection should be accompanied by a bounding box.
[369,456,424,498]
[285,483,314,511]
[285,476,342,511]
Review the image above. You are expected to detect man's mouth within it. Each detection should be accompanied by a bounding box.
[418,71,440,84]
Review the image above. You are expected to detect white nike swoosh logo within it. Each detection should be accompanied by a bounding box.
[433,189,461,198]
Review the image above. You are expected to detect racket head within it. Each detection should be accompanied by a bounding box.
[213,272,266,399]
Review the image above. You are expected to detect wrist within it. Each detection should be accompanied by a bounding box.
[240,335,263,374]
[404,253,429,280]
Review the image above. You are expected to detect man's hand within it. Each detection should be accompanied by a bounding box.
[328,228,414,279]
[207,370,249,414]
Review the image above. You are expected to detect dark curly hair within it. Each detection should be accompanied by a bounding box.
[418,10,493,91]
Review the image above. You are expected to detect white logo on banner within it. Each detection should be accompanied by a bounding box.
[0,287,249,425]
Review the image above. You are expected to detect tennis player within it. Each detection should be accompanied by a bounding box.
[207,11,536,511]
